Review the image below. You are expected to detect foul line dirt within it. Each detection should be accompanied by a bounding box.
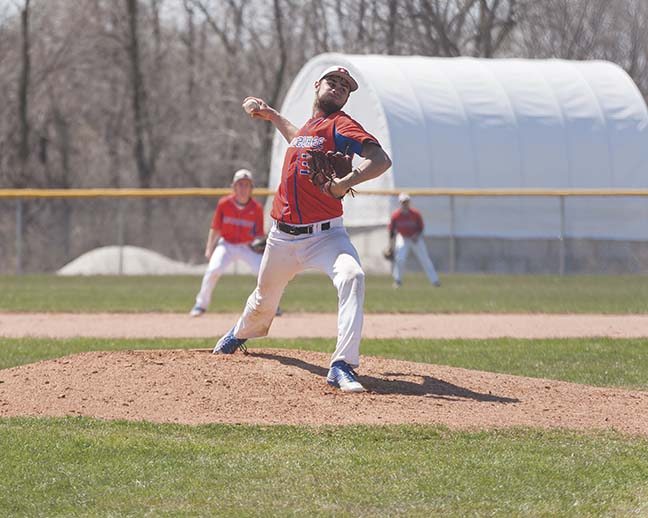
[2,312,648,339]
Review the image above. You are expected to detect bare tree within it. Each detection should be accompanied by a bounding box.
[605,0,648,104]
[125,0,154,189]
[253,0,289,182]
[472,0,516,57]
[514,0,611,59]
[181,0,196,100]
[17,0,31,185]
[401,0,518,57]
[404,0,465,56]
[189,0,246,57]
[385,0,398,54]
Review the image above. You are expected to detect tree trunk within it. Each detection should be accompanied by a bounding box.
[125,0,154,244]
[18,0,31,186]
[125,0,151,189]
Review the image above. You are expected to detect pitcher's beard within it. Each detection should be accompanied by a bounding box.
[317,98,343,115]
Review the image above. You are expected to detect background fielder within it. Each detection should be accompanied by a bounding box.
[389,192,440,288]
[213,65,392,393]
[190,169,276,317]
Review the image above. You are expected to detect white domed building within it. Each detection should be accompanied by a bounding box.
[268,53,648,273]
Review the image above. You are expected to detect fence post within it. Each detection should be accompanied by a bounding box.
[559,195,565,276]
[449,195,456,273]
[117,198,125,275]
[16,198,24,275]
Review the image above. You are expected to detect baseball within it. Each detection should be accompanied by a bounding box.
[243,99,260,114]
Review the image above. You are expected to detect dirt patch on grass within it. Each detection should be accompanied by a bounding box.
[1,348,647,436]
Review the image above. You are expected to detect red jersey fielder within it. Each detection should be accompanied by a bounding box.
[389,192,440,288]
[190,169,267,317]
[214,65,392,393]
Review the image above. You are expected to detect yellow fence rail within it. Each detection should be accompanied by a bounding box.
[3,187,648,198]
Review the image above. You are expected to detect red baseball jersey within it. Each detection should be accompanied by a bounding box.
[211,194,264,244]
[389,208,424,238]
[271,110,379,224]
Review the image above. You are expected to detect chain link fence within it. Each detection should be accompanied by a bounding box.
[3,189,648,275]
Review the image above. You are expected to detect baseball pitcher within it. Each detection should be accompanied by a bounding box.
[213,65,392,393]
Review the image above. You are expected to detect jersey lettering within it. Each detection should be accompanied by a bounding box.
[289,135,325,149]
[299,153,309,175]
[222,216,255,228]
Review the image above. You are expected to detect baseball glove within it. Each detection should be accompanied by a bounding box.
[383,246,394,262]
[249,237,267,254]
[306,150,356,199]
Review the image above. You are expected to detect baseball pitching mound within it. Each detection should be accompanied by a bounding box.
[1,348,647,435]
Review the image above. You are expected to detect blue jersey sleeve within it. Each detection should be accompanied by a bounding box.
[333,126,364,156]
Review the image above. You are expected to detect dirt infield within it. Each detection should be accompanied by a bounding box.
[1,312,648,435]
[3,312,648,339]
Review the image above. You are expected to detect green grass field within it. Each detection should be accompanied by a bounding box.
[2,418,647,517]
[3,273,648,313]
[2,274,648,516]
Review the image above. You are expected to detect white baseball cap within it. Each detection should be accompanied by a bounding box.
[318,65,359,92]
[232,169,253,185]
[398,192,411,203]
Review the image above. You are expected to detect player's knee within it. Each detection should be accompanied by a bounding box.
[338,266,365,288]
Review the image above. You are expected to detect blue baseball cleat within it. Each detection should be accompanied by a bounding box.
[213,328,247,354]
[327,361,366,392]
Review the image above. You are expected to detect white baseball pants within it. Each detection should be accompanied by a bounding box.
[232,217,365,368]
[195,240,263,309]
[393,233,440,285]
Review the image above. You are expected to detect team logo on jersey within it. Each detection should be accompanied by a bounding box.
[289,135,325,149]
[223,216,254,227]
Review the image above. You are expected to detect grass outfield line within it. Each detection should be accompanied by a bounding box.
[1,418,647,517]
[3,273,648,313]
